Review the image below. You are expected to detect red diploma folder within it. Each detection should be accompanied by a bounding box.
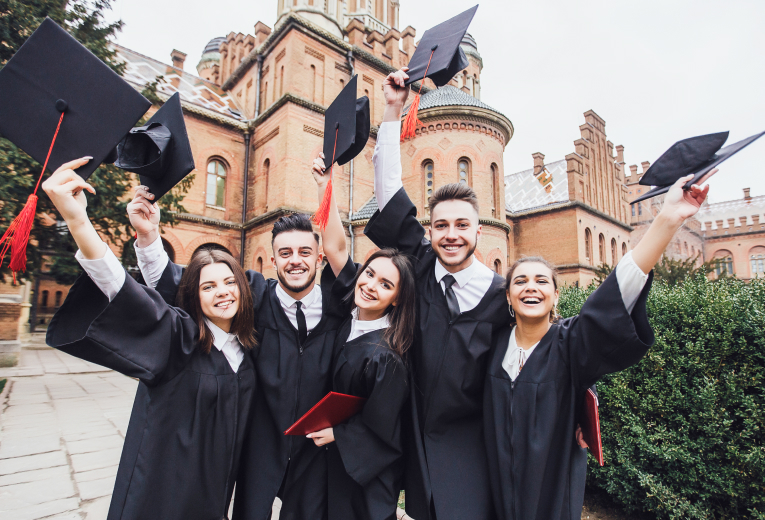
[581,388,604,466]
[284,391,367,436]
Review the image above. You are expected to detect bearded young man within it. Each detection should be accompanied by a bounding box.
[364,68,509,520]
[129,197,352,520]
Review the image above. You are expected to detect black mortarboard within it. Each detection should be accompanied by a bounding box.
[404,5,478,88]
[322,75,370,167]
[634,130,765,202]
[314,75,370,229]
[0,18,151,180]
[114,92,195,199]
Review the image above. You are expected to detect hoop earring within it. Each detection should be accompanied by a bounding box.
[509,306,515,318]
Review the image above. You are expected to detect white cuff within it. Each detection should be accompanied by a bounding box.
[134,235,169,289]
[75,245,126,302]
[373,121,404,211]
[377,121,401,145]
[615,251,650,314]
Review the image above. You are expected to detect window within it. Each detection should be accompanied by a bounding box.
[310,65,316,103]
[458,158,470,185]
[279,66,284,97]
[585,228,592,264]
[611,238,617,265]
[750,247,765,277]
[684,242,689,256]
[206,159,227,207]
[41,290,49,308]
[54,291,62,307]
[423,160,434,203]
[599,233,605,264]
[256,257,263,273]
[494,259,502,274]
[714,250,734,277]
[631,203,635,217]
[491,163,499,217]
[622,242,627,256]
[364,88,373,122]
[638,203,642,216]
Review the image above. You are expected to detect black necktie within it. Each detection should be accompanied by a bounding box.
[442,275,461,322]
[296,301,307,346]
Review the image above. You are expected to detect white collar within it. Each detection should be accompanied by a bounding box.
[204,318,237,351]
[351,307,391,331]
[434,256,481,288]
[275,282,322,309]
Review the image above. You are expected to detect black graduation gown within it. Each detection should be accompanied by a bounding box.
[328,321,409,520]
[46,272,256,520]
[483,270,655,520]
[365,188,509,520]
[150,257,355,520]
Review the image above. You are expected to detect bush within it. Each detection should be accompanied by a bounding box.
[559,274,765,519]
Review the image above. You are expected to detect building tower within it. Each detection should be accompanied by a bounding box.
[276,0,400,38]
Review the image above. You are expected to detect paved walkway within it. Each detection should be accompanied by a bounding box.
[0,337,285,520]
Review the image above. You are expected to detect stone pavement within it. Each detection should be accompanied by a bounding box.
[0,336,283,520]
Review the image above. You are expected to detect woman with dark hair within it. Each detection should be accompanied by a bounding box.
[41,158,257,520]
[483,172,717,520]
[305,153,415,520]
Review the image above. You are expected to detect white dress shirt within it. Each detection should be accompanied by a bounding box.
[502,251,649,380]
[434,257,496,313]
[347,307,391,343]
[135,235,324,333]
[75,245,244,373]
[204,318,245,373]
[275,282,323,332]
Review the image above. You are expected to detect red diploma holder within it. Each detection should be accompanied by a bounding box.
[581,388,604,466]
[284,392,367,436]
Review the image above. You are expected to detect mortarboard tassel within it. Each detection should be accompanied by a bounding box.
[312,124,340,231]
[0,110,65,282]
[401,48,436,142]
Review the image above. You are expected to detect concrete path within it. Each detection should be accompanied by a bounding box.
[0,336,284,520]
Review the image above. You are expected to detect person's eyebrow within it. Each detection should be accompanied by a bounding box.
[199,280,216,286]
[367,266,376,275]
[512,274,528,282]
[381,277,396,287]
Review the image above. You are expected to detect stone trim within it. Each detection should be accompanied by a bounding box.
[362,74,375,85]
[142,88,247,130]
[275,48,287,63]
[303,125,323,138]
[253,127,280,148]
[507,200,633,232]
[176,213,241,230]
[305,45,325,61]
[415,105,513,144]
[335,61,352,75]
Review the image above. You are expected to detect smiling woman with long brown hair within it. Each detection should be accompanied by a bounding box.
[42,157,257,520]
[305,153,415,520]
[483,172,717,520]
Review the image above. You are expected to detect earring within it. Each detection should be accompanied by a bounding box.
[509,306,515,318]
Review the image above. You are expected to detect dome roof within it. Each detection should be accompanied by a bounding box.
[202,37,226,56]
[461,33,478,52]
[407,85,505,118]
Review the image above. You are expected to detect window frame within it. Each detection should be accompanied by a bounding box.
[206,158,228,208]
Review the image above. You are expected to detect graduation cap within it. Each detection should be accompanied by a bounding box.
[633,130,765,203]
[114,92,195,200]
[401,5,478,140]
[313,75,370,229]
[0,18,150,278]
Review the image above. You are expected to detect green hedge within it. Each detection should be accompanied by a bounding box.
[559,274,765,519]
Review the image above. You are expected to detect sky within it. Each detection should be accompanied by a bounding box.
[106,0,765,204]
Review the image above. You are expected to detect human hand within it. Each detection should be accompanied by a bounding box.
[41,157,95,226]
[575,424,589,449]
[658,169,716,224]
[307,427,335,447]
[383,67,410,110]
[311,153,329,187]
[127,186,160,244]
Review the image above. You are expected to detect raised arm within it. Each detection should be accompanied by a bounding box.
[373,68,410,210]
[312,153,348,276]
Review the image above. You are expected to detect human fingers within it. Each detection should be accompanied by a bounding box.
[133,185,156,201]
[696,167,719,186]
[53,156,92,175]
[60,177,96,196]
[128,198,156,217]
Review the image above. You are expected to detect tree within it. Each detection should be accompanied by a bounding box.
[652,253,715,287]
[0,1,192,283]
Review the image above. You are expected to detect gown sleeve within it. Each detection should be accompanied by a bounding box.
[320,256,359,320]
[333,350,409,487]
[364,187,433,265]
[562,269,656,389]
[46,271,199,386]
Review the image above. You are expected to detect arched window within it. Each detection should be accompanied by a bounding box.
[598,233,606,264]
[261,158,270,210]
[622,242,627,256]
[364,88,373,122]
[584,228,592,264]
[490,163,499,217]
[713,250,734,277]
[611,238,617,265]
[279,66,284,97]
[684,242,689,256]
[494,259,502,274]
[310,65,316,103]
[638,203,642,216]
[54,291,62,307]
[41,290,49,308]
[691,245,696,257]
[206,159,227,207]
[458,158,471,185]
[750,246,765,277]
[192,243,232,260]
[631,203,636,217]
[256,257,263,273]
[423,160,434,208]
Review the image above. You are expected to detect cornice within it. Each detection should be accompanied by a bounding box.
[415,105,514,145]
[176,212,242,229]
[132,87,247,131]
[507,200,633,232]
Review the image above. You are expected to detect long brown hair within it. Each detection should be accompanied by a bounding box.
[346,248,417,358]
[176,248,257,354]
[504,256,560,325]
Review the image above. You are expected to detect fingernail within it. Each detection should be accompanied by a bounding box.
[83,156,93,160]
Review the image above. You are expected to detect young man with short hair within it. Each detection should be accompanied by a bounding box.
[366,68,510,520]
[129,194,354,520]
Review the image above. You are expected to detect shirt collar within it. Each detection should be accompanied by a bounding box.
[509,327,541,354]
[434,256,479,289]
[204,318,236,351]
[351,307,391,331]
[275,282,322,309]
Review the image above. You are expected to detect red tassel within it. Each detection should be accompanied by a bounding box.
[400,93,423,142]
[0,194,39,282]
[312,177,333,231]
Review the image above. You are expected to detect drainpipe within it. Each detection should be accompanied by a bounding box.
[346,50,356,260]
[240,131,251,266]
